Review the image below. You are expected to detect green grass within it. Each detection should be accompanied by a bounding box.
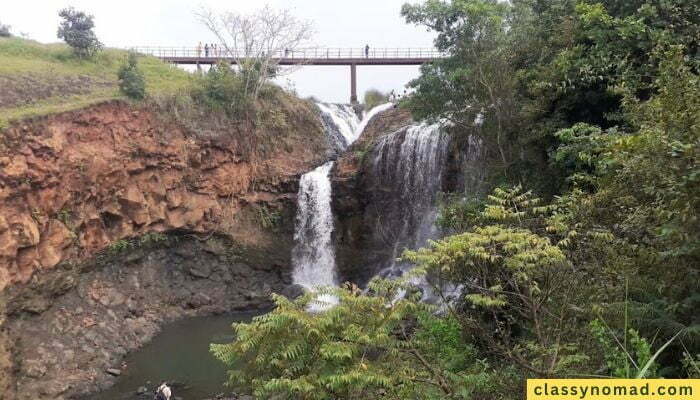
[0,37,194,125]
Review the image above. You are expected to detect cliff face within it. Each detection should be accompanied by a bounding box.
[0,98,328,399]
[0,100,326,292]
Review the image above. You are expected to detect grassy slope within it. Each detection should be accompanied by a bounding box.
[0,37,193,126]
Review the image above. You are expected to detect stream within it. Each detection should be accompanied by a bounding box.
[86,312,259,400]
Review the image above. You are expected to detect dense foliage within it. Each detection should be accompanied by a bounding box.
[191,61,253,119]
[117,52,146,100]
[57,7,102,58]
[212,283,497,399]
[212,1,699,398]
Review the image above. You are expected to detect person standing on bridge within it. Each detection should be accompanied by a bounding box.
[196,42,202,57]
[204,43,209,58]
[365,44,370,58]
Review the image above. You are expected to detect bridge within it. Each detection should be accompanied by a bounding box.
[130,47,445,102]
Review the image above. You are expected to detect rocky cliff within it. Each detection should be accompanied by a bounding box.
[0,99,325,291]
[0,98,328,399]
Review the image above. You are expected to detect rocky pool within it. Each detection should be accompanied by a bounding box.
[86,312,259,400]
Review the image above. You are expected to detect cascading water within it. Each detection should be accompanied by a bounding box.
[291,161,337,289]
[316,103,361,155]
[368,122,450,299]
[291,103,392,309]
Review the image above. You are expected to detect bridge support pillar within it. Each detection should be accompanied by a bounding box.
[350,63,357,103]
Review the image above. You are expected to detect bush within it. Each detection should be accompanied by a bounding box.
[117,52,146,99]
[57,7,102,58]
[0,22,11,37]
[192,61,253,119]
[363,88,389,109]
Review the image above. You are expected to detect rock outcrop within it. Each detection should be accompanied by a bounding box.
[0,100,326,291]
[5,235,290,398]
[0,98,328,399]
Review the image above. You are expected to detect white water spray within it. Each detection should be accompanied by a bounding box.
[369,121,451,302]
[291,102,395,310]
[291,161,337,288]
[316,103,360,147]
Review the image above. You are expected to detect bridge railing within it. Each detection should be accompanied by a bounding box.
[127,46,446,59]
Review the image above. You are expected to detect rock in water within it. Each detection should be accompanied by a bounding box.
[279,283,305,300]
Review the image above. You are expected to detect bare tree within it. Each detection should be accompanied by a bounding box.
[196,5,314,101]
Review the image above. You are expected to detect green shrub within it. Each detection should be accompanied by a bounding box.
[255,204,281,230]
[211,280,492,399]
[192,61,253,119]
[118,52,146,99]
[590,319,657,378]
[363,88,389,109]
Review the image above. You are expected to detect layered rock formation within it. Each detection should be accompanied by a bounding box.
[0,100,326,291]
[6,235,289,398]
[0,98,328,399]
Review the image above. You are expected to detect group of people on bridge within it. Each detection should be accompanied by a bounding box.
[197,42,223,58]
[193,43,373,58]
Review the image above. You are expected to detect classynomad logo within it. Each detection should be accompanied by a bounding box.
[527,379,700,400]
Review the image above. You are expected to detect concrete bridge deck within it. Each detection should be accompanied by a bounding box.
[130,47,444,102]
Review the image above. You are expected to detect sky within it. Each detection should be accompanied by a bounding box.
[3,0,436,103]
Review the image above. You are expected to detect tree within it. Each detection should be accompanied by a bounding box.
[404,186,593,378]
[401,0,519,170]
[57,7,102,58]
[117,52,146,100]
[196,5,314,102]
[549,48,700,369]
[0,21,11,37]
[363,89,389,110]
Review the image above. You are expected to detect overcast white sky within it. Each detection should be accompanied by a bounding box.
[4,0,436,103]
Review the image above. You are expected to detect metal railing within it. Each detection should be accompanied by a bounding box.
[127,46,445,59]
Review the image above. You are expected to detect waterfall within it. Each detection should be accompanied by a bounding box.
[316,102,395,153]
[291,102,395,309]
[291,161,337,291]
[316,103,360,154]
[369,122,450,295]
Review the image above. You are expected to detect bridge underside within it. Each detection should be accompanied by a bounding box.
[164,57,434,103]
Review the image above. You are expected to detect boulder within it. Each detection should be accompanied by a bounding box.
[188,292,212,308]
[188,264,211,279]
[279,284,305,300]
